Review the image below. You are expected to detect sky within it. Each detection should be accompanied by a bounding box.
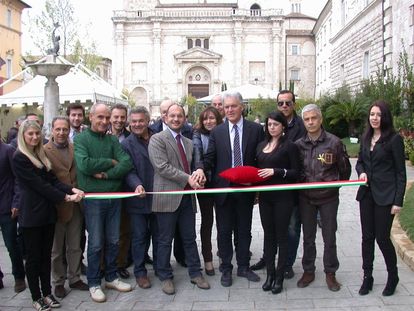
[21,0,327,59]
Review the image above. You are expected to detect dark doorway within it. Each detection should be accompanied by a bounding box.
[188,84,209,99]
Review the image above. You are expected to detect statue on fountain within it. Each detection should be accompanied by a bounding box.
[46,22,61,56]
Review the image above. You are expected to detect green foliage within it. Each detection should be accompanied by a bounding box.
[410,153,414,166]
[247,96,275,121]
[341,137,360,158]
[400,184,414,243]
[180,94,200,125]
[67,40,101,71]
[121,89,136,108]
[221,82,227,91]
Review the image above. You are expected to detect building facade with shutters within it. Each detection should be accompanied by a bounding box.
[113,0,318,116]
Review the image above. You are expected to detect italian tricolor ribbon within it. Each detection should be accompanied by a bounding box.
[84,179,366,200]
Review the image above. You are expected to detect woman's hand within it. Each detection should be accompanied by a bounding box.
[391,205,401,215]
[258,168,274,178]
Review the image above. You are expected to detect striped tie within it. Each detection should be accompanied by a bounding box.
[233,124,242,167]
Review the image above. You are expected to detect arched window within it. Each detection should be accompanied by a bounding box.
[250,4,261,16]
[195,39,201,47]
[187,38,193,49]
[203,38,209,49]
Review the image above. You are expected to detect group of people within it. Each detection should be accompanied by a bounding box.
[0,89,407,311]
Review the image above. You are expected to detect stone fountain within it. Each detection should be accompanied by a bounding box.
[29,23,72,135]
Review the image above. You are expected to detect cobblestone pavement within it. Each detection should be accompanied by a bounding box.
[1,159,414,310]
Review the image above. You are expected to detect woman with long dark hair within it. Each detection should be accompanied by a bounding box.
[256,111,301,294]
[356,100,406,296]
[13,120,83,311]
[193,106,223,275]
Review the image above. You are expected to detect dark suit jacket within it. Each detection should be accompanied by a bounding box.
[356,133,406,207]
[12,151,72,227]
[44,141,78,223]
[203,118,265,205]
[121,131,154,214]
[150,119,193,139]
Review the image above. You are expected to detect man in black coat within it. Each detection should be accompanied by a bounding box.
[203,91,264,287]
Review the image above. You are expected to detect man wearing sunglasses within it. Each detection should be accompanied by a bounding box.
[250,90,305,280]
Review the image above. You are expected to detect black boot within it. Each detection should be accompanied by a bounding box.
[359,275,374,295]
[262,271,275,291]
[382,273,399,296]
[271,274,284,294]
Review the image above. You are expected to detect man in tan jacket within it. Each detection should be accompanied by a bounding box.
[44,116,88,298]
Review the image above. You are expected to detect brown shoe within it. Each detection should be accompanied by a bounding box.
[190,275,210,290]
[14,278,26,293]
[161,279,175,295]
[54,284,67,298]
[297,272,315,288]
[136,276,151,289]
[69,280,89,291]
[326,272,341,291]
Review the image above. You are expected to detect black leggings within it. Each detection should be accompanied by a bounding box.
[21,224,55,301]
[259,198,293,274]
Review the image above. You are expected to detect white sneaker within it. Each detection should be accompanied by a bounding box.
[105,278,132,292]
[89,286,106,303]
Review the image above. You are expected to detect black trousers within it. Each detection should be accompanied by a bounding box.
[215,193,254,273]
[197,193,215,263]
[359,190,397,274]
[259,197,293,274]
[21,224,55,301]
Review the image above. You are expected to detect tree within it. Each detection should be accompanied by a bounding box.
[325,100,368,136]
[67,40,101,72]
[27,0,77,56]
[248,96,275,121]
[121,88,136,108]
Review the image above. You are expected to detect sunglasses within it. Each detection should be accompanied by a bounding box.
[277,101,293,107]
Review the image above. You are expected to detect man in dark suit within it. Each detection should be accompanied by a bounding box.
[148,103,209,295]
[149,98,192,267]
[204,91,265,287]
[121,106,158,289]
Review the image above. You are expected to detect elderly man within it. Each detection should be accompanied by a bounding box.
[74,103,133,303]
[150,98,192,267]
[251,90,306,279]
[0,129,26,293]
[148,103,209,295]
[211,94,225,118]
[121,106,158,289]
[44,117,89,298]
[295,104,351,292]
[204,91,264,287]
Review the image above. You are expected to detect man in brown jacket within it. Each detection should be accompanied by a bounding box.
[44,117,88,298]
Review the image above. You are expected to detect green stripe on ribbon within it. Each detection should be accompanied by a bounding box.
[84,179,366,200]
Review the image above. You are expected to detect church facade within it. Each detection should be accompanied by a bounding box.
[112,0,317,115]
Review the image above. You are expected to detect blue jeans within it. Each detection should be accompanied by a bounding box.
[286,205,301,269]
[84,199,121,287]
[0,214,25,280]
[130,213,158,278]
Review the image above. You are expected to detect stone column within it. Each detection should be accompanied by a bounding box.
[233,19,244,86]
[114,23,125,92]
[152,21,162,101]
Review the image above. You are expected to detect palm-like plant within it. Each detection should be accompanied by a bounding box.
[325,100,368,136]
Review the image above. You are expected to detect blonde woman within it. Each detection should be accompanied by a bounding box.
[13,120,83,311]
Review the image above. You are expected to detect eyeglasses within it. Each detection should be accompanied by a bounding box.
[277,101,293,107]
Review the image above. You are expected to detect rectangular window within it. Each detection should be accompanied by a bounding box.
[7,9,12,27]
[249,61,265,83]
[341,0,346,27]
[290,69,300,81]
[410,5,414,26]
[291,44,300,55]
[363,51,370,79]
[131,62,147,82]
[6,58,12,79]
[340,64,345,82]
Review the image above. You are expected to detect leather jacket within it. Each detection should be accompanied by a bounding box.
[295,129,351,205]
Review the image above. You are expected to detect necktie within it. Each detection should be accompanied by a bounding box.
[176,134,190,174]
[233,124,242,167]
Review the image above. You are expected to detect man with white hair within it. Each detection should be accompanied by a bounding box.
[295,104,351,292]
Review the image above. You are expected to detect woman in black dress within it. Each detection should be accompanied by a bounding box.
[356,101,406,296]
[256,111,301,294]
[13,120,83,311]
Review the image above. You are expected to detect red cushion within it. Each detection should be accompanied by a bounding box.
[219,166,270,185]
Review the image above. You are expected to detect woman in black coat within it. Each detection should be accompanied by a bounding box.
[256,111,301,294]
[13,120,83,311]
[356,100,406,296]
